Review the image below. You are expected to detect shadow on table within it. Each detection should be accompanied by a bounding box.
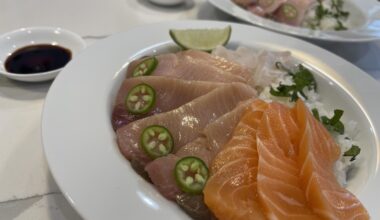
[0,76,52,101]
[137,0,195,12]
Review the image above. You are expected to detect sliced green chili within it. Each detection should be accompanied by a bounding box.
[174,156,209,194]
[125,83,156,114]
[140,125,173,159]
[132,57,158,77]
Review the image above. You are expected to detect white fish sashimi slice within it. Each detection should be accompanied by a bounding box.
[258,0,287,14]
[177,99,254,164]
[212,46,260,71]
[145,100,253,200]
[253,50,292,90]
[233,0,257,8]
[212,46,293,90]
[178,49,254,83]
[111,76,224,130]
[126,52,247,83]
[117,83,257,169]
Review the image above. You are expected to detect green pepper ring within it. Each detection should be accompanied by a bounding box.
[140,125,174,159]
[132,56,158,77]
[125,83,156,115]
[174,156,209,194]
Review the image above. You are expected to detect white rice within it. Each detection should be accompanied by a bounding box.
[213,46,358,186]
[303,0,352,30]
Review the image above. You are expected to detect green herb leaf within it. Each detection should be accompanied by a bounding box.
[270,85,293,98]
[270,63,317,102]
[312,108,320,121]
[330,109,344,125]
[343,145,361,161]
[308,0,349,31]
[320,109,345,134]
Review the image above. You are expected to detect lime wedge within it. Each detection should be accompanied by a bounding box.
[169,26,232,52]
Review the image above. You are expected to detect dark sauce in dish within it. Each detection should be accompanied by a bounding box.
[5,44,72,74]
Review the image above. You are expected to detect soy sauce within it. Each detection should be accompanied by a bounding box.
[5,44,72,74]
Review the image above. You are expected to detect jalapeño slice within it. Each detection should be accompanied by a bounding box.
[125,83,156,114]
[140,125,173,159]
[175,156,209,194]
[132,56,158,77]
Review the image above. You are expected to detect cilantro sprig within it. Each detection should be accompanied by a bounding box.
[312,108,344,134]
[343,145,361,162]
[270,62,316,102]
[312,108,361,161]
[307,0,350,31]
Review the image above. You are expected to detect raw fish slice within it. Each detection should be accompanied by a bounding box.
[258,0,287,14]
[233,0,257,8]
[126,53,178,78]
[144,154,181,200]
[117,83,256,168]
[253,50,292,90]
[212,46,292,90]
[256,102,320,220]
[112,76,223,130]
[174,54,247,83]
[248,4,266,17]
[204,99,268,220]
[126,52,246,83]
[274,0,316,26]
[212,46,260,69]
[176,194,215,220]
[178,50,253,83]
[145,100,253,200]
[295,100,369,220]
[145,155,180,200]
[177,100,254,164]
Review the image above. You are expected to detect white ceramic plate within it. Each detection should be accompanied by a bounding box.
[42,20,380,220]
[208,0,380,42]
[0,27,85,82]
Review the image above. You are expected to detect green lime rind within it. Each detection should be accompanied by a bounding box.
[169,26,232,52]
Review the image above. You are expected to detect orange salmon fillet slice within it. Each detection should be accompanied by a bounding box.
[203,99,268,220]
[295,100,369,220]
[256,102,320,220]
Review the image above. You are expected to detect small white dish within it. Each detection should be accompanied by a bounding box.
[149,0,186,6]
[0,27,86,82]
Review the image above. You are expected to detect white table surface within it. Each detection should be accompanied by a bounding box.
[0,0,379,219]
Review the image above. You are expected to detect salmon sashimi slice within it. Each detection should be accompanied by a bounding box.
[126,52,247,84]
[111,76,223,130]
[145,100,253,200]
[117,83,256,169]
[204,99,268,220]
[295,100,369,220]
[256,102,320,220]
